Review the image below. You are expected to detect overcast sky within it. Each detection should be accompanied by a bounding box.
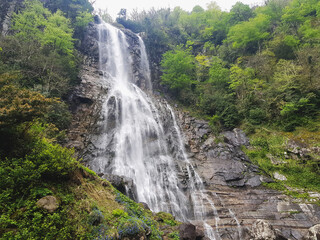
[93,0,265,20]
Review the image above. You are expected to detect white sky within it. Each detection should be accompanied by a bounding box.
[93,0,265,20]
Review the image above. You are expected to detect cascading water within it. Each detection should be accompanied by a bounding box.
[89,21,228,240]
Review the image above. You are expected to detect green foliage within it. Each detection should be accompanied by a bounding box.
[41,10,74,56]
[12,0,75,56]
[168,231,180,240]
[161,45,196,91]
[244,129,320,198]
[0,83,56,126]
[0,137,76,192]
[122,0,320,133]
[228,13,271,52]
[11,0,51,41]
[114,191,163,240]
[229,2,255,24]
[156,212,177,226]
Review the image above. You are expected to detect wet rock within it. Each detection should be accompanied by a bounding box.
[195,227,205,240]
[103,174,138,201]
[179,223,197,240]
[80,22,99,62]
[139,202,150,210]
[260,175,274,183]
[304,224,320,240]
[36,196,59,213]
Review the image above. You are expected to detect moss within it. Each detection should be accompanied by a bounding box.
[246,126,320,204]
[79,165,97,177]
[168,231,180,240]
[155,212,179,226]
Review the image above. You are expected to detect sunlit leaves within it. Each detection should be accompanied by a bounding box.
[41,10,74,56]
[160,45,196,90]
[228,14,271,50]
[0,83,57,126]
[12,0,75,56]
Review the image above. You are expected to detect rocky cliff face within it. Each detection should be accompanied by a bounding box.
[69,22,320,240]
[0,0,24,36]
[173,109,320,239]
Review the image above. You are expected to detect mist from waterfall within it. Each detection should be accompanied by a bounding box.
[89,21,226,239]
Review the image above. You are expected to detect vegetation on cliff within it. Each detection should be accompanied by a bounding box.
[117,0,320,201]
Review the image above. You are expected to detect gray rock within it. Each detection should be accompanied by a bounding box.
[222,128,250,147]
[179,223,197,240]
[273,172,287,181]
[103,174,138,201]
[304,224,320,240]
[246,176,262,187]
[36,196,59,213]
[250,220,277,240]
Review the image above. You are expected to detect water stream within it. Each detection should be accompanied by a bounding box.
[89,21,225,239]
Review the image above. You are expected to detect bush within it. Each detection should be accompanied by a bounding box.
[117,217,149,238]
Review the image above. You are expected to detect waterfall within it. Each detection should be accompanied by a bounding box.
[89,21,222,239]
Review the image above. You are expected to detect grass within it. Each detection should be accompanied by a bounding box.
[244,124,320,204]
[0,166,181,240]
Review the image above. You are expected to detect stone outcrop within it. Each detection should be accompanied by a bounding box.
[101,174,138,201]
[176,111,259,187]
[250,219,287,240]
[0,0,24,36]
[304,224,320,240]
[36,196,59,213]
[179,223,198,240]
[173,108,320,239]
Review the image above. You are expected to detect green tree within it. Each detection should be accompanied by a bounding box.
[229,2,255,24]
[11,0,50,41]
[41,10,74,56]
[160,45,196,90]
[227,13,271,52]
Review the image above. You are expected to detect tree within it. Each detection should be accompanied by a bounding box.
[160,45,196,91]
[11,0,50,41]
[5,0,78,97]
[41,10,74,56]
[96,8,113,23]
[229,2,255,24]
[227,13,271,52]
[0,82,57,127]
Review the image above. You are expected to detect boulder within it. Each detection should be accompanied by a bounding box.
[273,172,287,181]
[250,220,288,240]
[179,223,197,240]
[304,224,320,240]
[36,196,59,213]
[103,174,138,201]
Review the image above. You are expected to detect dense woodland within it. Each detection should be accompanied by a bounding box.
[117,0,320,132]
[0,0,320,238]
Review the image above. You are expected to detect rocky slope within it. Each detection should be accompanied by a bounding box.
[174,111,320,239]
[68,21,320,240]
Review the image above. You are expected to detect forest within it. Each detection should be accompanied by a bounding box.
[116,0,320,132]
[0,0,320,239]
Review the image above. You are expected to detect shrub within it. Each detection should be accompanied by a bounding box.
[117,217,149,238]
